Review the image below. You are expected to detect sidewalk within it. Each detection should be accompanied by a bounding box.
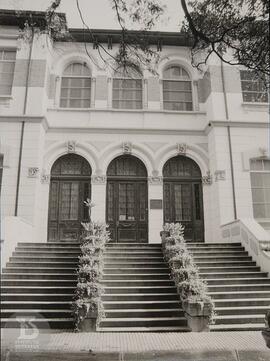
[1,329,270,360]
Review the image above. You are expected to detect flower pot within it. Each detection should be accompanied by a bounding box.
[77,309,98,332]
[182,300,211,332]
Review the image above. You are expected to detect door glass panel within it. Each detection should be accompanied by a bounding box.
[127,183,135,220]
[60,182,79,220]
[194,183,201,220]
[164,183,171,222]
[107,182,114,222]
[182,184,191,220]
[49,181,59,221]
[139,183,147,221]
[174,184,183,221]
[118,183,135,221]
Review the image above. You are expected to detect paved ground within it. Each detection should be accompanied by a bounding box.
[1,329,270,360]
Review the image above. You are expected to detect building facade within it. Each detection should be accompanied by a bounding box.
[0,10,269,252]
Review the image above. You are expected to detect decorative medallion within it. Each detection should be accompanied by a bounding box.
[67,140,76,153]
[28,167,39,178]
[148,176,163,185]
[41,173,50,184]
[215,170,226,182]
[92,175,107,184]
[177,143,187,155]
[202,171,212,185]
[122,142,132,154]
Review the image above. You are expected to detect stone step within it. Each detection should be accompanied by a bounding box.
[1,294,73,301]
[18,242,79,247]
[200,271,268,279]
[190,251,249,256]
[105,308,184,318]
[101,280,174,287]
[210,323,265,332]
[103,286,177,294]
[105,250,163,255]
[103,300,181,310]
[215,305,270,316]
[1,309,72,318]
[106,243,161,247]
[208,284,270,292]
[15,247,80,252]
[213,298,270,307]
[6,261,78,267]
[205,277,270,285]
[1,280,77,287]
[187,246,245,251]
[1,318,74,329]
[187,243,242,247]
[2,267,77,274]
[102,273,171,280]
[208,290,270,299]
[99,316,187,328]
[101,293,179,301]
[104,257,164,262]
[1,286,75,294]
[1,301,72,309]
[97,326,190,332]
[193,256,252,261]
[199,266,261,273]
[103,268,169,274]
[196,261,256,267]
[10,257,79,262]
[13,252,81,257]
[1,273,77,280]
[104,263,168,268]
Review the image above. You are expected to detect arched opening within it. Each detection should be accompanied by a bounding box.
[163,155,204,242]
[106,155,148,242]
[48,154,92,241]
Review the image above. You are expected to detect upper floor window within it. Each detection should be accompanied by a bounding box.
[163,65,193,111]
[112,67,143,109]
[250,158,270,219]
[60,62,91,108]
[240,70,268,103]
[0,50,16,96]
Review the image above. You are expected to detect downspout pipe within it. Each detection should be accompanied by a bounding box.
[14,27,34,216]
[220,61,237,220]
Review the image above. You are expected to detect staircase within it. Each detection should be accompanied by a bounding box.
[98,243,189,332]
[1,242,79,329]
[1,241,269,332]
[187,242,270,331]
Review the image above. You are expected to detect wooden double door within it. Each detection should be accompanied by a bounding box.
[163,181,204,242]
[48,154,92,242]
[106,180,148,242]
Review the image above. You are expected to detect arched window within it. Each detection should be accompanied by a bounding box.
[60,62,91,108]
[250,158,270,219]
[112,67,143,109]
[163,65,193,111]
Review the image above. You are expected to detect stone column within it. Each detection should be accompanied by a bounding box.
[91,175,106,222]
[148,176,163,244]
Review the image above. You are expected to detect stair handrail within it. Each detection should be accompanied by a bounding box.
[221,218,270,275]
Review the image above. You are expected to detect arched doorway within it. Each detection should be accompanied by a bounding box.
[48,154,92,241]
[163,156,204,242]
[106,155,148,242]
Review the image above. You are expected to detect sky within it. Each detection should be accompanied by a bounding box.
[0,0,184,31]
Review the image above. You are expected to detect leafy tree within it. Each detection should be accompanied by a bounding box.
[23,0,270,78]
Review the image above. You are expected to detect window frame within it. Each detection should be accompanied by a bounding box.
[162,65,193,112]
[240,70,268,104]
[250,158,270,221]
[59,62,92,109]
[0,49,16,97]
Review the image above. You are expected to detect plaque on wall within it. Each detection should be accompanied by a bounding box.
[150,199,163,209]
